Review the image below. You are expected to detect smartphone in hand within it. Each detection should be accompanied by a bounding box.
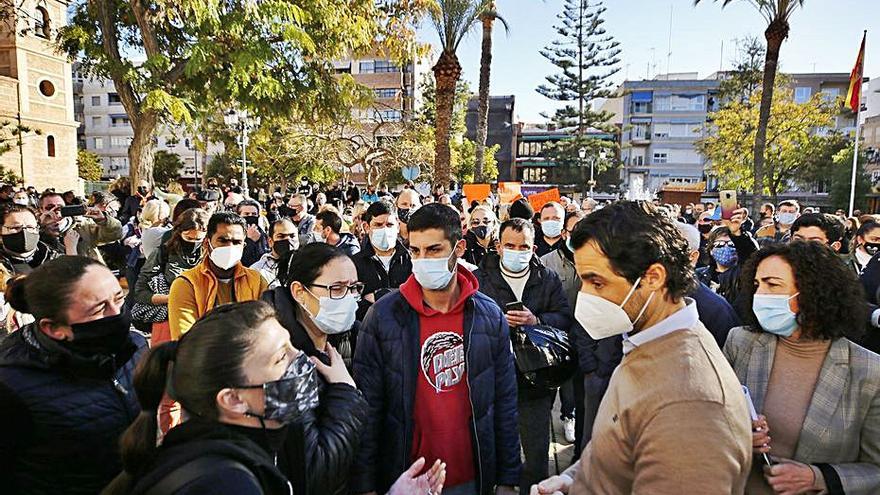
[60,205,86,218]
[720,190,737,220]
[505,301,524,313]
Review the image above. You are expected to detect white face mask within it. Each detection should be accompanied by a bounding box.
[370,226,399,252]
[13,198,28,206]
[412,250,456,290]
[501,248,532,273]
[574,276,655,340]
[303,290,358,335]
[311,229,326,244]
[209,242,243,270]
[542,220,563,239]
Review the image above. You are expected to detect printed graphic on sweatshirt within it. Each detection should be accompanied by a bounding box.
[420,332,466,393]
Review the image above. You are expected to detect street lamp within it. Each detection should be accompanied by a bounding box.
[589,149,608,198]
[224,109,260,197]
[578,147,587,197]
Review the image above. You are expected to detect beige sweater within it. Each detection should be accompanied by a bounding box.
[567,323,752,494]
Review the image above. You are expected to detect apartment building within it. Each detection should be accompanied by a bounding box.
[75,73,223,180]
[619,73,720,195]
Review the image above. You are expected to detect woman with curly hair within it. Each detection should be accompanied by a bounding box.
[724,241,880,495]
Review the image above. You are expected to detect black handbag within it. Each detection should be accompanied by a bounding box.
[511,324,577,391]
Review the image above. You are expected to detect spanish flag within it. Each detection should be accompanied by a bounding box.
[846,31,867,113]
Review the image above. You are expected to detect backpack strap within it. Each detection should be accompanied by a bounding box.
[144,456,259,495]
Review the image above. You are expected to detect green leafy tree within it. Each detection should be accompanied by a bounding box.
[828,147,871,213]
[415,75,474,183]
[697,82,840,199]
[59,0,429,193]
[696,0,807,209]
[153,150,184,186]
[456,138,499,183]
[205,154,239,185]
[77,149,103,181]
[536,0,620,189]
[474,2,508,182]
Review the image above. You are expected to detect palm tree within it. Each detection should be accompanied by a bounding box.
[695,0,806,209]
[430,0,492,187]
[474,2,508,183]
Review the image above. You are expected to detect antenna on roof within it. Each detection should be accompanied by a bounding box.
[666,3,674,76]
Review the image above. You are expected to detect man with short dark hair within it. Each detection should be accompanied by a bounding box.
[756,200,800,245]
[353,200,411,320]
[790,212,845,252]
[196,188,220,216]
[236,199,269,266]
[475,217,570,492]
[249,217,298,288]
[536,202,565,257]
[532,201,751,495]
[353,203,520,495]
[168,212,268,339]
[313,210,360,256]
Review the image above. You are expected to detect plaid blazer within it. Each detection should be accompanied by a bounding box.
[724,327,880,494]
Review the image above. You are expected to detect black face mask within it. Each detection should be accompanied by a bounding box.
[698,224,712,234]
[398,208,411,223]
[180,239,203,254]
[63,312,131,356]
[865,242,880,256]
[137,187,148,197]
[2,230,39,255]
[244,216,260,227]
[274,239,294,257]
[472,225,489,239]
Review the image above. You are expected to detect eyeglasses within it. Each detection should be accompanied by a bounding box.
[712,241,735,249]
[1,225,39,234]
[310,282,365,300]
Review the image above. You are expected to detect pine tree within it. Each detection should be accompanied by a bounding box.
[537,0,620,189]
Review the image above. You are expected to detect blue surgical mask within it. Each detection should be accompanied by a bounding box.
[501,248,531,273]
[777,212,798,226]
[542,220,563,238]
[711,246,738,267]
[752,293,800,337]
[412,250,456,290]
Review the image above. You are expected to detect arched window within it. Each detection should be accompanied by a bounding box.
[47,135,55,157]
[35,7,51,39]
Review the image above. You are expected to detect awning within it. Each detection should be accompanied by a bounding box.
[631,91,653,102]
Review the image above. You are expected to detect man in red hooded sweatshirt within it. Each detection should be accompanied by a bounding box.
[353,203,521,495]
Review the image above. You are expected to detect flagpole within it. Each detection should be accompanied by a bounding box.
[850,104,861,217]
[849,29,867,217]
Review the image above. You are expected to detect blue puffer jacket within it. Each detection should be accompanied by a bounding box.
[351,271,522,495]
[0,325,146,495]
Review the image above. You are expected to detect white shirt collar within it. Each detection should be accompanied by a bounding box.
[622,298,698,355]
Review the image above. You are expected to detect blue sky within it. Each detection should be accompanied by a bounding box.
[417,0,880,123]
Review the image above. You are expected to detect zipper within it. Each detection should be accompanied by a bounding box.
[111,376,133,421]
[464,300,483,492]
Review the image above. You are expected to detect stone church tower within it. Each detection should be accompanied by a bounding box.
[0,1,78,191]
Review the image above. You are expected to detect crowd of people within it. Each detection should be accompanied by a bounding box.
[0,175,878,495]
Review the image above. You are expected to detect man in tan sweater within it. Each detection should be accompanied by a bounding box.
[532,201,752,494]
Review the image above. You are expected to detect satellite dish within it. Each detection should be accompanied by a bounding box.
[402,165,420,181]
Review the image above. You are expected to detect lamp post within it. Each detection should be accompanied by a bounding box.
[578,147,587,198]
[588,149,608,198]
[224,109,260,198]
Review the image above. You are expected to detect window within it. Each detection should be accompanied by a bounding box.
[632,155,644,166]
[34,7,50,39]
[653,123,670,139]
[93,137,103,149]
[375,109,402,121]
[520,167,548,183]
[653,152,668,164]
[108,93,122,105]
[375,88,398,98]
[110,157,129,171]
[110,136,132,148]
[632,123,649,140]
[91,96,101,106]
[374,61,398,73]
[821,88,841,103]
[794,87,812,104]
[111,115,130,127]
[91,116,101,128]
[38,80,54,97]
[632,101,651,114]
[46,136,55,157]
[654,96,671,112]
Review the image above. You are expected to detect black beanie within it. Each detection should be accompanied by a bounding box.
[509,198,534,220]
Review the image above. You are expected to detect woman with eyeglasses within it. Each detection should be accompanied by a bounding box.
[0,204,59,276]
[463,205,498,267]
[260,243,369,495]
[696,208,758,305]
[0,204,60,332]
